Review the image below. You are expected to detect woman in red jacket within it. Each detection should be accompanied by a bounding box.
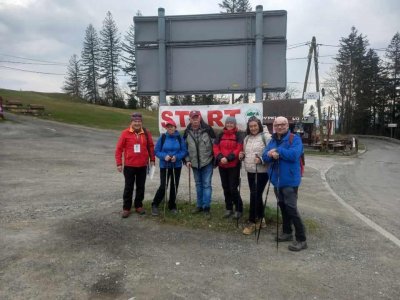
[115,113,155,218]
[213,116,244,219]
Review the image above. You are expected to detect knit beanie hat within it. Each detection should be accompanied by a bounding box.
[131,112,142,121]
[225,116,237,125]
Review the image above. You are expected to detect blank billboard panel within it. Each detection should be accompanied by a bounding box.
[134,10,287,95]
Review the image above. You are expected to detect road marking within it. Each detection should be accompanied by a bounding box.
[320,169,400,249]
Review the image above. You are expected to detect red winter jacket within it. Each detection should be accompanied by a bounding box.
[115,127,155,167]
[213,127,243,168]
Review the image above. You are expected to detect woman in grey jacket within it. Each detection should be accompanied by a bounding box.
[239,116,271,235]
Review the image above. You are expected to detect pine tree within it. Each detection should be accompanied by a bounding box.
[335,27,369,133]
[219,0,252,13]
[385,32,400,128]
[63,54,82,98]
[122,23,138,109]
[122,11,142,109]
[81,24,101,104]
[99,11,122,107]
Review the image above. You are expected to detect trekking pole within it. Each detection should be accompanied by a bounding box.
[276,159,280,251]
[172,161,177,206]
[237,163,241,228]
[188,166,192,205]
[254,157,258,237]
[163,161,169,220]
[257,161,275,244]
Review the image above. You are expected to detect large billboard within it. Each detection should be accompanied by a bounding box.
[134,9,287,96]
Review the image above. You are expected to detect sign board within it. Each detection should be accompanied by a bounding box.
[388,123,397,128]
[135,10,287,95]
[303,92,320,100]
[159,103,263,133]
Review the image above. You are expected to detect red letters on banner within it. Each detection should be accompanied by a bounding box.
[161,109,241,128]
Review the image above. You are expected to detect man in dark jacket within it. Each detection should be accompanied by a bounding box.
[115,113,155,218]
[184,110,216,216]
[262,116,307,251]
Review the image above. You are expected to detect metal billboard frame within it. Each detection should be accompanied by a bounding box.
[134,5,287,104]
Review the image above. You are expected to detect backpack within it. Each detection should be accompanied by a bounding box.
[289,133,305,177]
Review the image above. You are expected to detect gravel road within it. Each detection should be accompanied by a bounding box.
[1,114,399,300]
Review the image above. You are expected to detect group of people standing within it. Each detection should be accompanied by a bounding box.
[115,111,307,251]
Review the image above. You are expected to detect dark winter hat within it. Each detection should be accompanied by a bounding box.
[225,116,237,125]
[131,112,142,121]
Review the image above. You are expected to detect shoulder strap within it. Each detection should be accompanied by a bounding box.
[177,134,182,149]
[143,127,150,155]
[289,132,294,145]
[160,133,166,150]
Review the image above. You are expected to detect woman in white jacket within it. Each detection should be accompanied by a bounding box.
[239,116,272,235]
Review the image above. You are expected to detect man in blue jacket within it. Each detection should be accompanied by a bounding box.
[262,116,307,251]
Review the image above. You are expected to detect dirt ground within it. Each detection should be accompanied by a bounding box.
[1,114,399,300]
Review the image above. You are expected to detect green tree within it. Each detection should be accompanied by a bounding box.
[81,24,101,104]
[99,11,122,107]
[385,32,400,130]
[219,0,252,13]
[335,27,369,133]
[63,54,82,98]
[122,11,142,110]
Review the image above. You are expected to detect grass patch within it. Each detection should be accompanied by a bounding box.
[143,201,320,234]
[142,201,280,233]
[142,200,319,234]
[0,89,158,133]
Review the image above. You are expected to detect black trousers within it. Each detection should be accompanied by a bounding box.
[247,171,269,223]
[219,165,243,212]
[123,166,147,210]
[274,186,306,242]
[152,167,181,210]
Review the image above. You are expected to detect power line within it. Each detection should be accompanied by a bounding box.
[0,65,65,76]
[0,53,67,65]
[0,60,67,66]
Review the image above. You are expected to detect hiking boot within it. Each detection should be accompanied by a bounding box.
[203,207,211,219]
[242,223,256,235]
[191,207,203,214]
[170,209,178,214]
[135,207,146,215]
[255,220,266,230]
[232,211,242,220]
[275,233,294,242]
[288,241,308,252]
[223,210,233,219]
[151,206,159,216]
[121,210,130,218]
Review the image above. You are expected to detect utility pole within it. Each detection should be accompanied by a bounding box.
[302,36,324,149]
[312,36,325,149]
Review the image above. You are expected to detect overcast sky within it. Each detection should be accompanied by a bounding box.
[0,0,399,97]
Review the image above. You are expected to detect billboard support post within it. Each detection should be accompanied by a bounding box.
[255,5,263,102]
[158,7,167,105]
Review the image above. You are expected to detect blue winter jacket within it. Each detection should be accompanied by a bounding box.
[262,131,303,188]
[155,130,188,169]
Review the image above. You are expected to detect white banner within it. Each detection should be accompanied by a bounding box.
[303,92,320,100]
[159,103,263,133]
